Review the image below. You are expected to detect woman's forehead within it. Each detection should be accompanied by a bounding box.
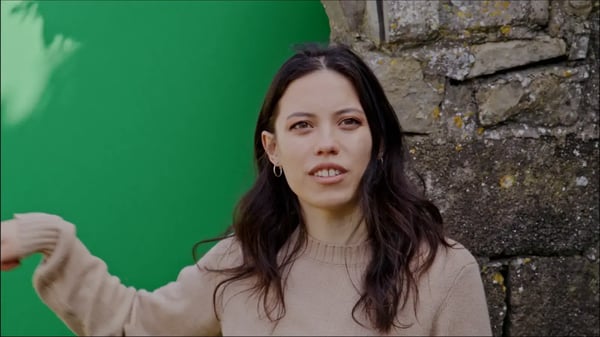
[277,70,362,117]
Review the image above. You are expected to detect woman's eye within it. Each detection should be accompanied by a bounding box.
[290,121,311,130]
[340,118,361,127]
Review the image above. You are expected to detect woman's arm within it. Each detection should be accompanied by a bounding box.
[2,213,229,336]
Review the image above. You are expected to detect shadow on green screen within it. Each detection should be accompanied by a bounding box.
[0,1,329,335]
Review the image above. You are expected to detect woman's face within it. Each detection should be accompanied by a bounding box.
[262,69,372,213]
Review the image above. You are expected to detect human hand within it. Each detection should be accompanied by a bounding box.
[0,0,80,126]
[1,219,22,271]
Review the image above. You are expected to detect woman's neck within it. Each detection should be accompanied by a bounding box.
[300,201,368,245]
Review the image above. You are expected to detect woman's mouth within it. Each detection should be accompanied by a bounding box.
[309,164,348,185]
[313,169,342,177]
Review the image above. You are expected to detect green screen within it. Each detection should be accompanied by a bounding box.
[0,1,329,335]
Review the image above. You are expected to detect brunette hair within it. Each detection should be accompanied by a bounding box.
[194,43,450,333]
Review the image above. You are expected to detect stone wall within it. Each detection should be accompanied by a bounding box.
[322,1,599,335]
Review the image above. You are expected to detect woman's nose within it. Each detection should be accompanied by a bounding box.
[314,129,339,156]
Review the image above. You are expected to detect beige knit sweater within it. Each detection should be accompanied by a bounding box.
[14,213,492,336]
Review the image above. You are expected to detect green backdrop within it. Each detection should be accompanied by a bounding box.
[0,1,329,335]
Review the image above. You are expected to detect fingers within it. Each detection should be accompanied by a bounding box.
[14,212,63,221]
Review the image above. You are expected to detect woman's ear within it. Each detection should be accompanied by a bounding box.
[261,131,279,165]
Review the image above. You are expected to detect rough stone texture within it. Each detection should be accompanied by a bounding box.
[475,65,589,128]
[363,53,445,134]
[413,43,475,80]
[363,1,552,44]
[548,0,593,60]
[405,136,600,257]
[386,0,439,43]
[438,0,549,32]
[338,0,365,33]
[511,75,582,127]
[582,1,600,139]
[480,261,508,337]
[530,0,551,26]
[477,80,525,126]
[468,37,567,79]
[440,78,480,142]
[322,1,600,335]
[565,0,594,17]
[323,1,352,44]
[508,256,600,336]
[363,0,382,45]
[569,33,591,59]
[410,37,568,81]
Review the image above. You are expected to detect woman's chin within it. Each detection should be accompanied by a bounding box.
[302,195,360,213]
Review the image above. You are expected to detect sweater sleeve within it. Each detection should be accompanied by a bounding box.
[431,261,493,336]
[15,212,234,336]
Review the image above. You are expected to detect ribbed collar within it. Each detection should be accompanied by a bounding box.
[302,232,372,266]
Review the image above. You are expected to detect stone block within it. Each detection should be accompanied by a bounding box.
[363,52,445,134]
[363,0,381,44]
[564,0,593,18]
[338,0,365,32]
[405,136,599,257]
[530,0,551,26]
[362,1,552,44]
[441,80,479,141]
[548,0,592,49]
[321,1,347,43]
[468,36,567,78]
[439,0,549,32]
[475,66,587,128]
[415,44,475,81]
[413,36,567,81]
[569,33,591,60]
[508,255,599,336]
[386,0,439,43]
[476,81,524,127]
[362,1,440,44]
[321,0,366,45]
[583,7,599,129]
[512,76,582,127]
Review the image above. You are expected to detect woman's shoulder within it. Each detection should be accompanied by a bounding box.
[440,237,478,265]
[423,237,480,281]
[196,234,244,269]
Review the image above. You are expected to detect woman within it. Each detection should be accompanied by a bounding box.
[0,44,492,336]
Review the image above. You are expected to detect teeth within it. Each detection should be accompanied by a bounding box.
[315,169,341,177]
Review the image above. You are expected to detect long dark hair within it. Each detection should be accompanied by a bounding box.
[193,43,450,333]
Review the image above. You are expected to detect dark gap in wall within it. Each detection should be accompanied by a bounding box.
[487,252,587,261]
[447,78,464,86]
[376,0,385,43]
[403,131,430,137]
[471,55,571,81]
[501,264,512,337]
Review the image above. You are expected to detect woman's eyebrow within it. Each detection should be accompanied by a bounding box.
[335,108,364,116]
[286,112,316,120]
[286,108,364,120]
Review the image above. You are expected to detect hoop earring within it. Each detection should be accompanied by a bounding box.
[273,164,283,177]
